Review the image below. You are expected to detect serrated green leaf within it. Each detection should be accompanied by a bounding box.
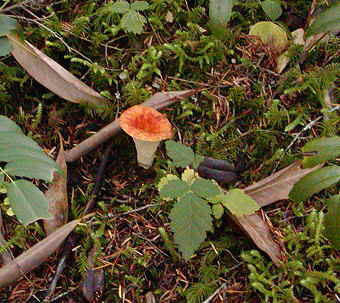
[289,166,340,202]
[0,145,57,167]
[160,179,190,200]
[219,189,260,216]
[302,136,340,168]
[0,131,41,150]
[209,0,233,25]
[212,204,224,219]
[306,3,340,37]
[324,195,340,249]
[0,115,22,133]
[121,10,146,34]
[0,15,17,36]
[261,0,282,21]
[5,158,58,182]
[170,192,213,259]
[166,140,195,168]
[191,178,220,199]
[130,1,149,11]
[6,180,51,225]
[0,37,12,56]
[157,174,179,192]
[112,0,130,14]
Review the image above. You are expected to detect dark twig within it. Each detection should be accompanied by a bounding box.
[0,0,35,13]
[44,142,113,301]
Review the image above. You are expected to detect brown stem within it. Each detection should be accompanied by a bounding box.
[64,89,198,162]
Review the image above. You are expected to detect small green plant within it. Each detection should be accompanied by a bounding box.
[0,115,58,225]
[289,136,340,249]
[111,0,150,34]
[158,140,260,260]
[243,210,340,303]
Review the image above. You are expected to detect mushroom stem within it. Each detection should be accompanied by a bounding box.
[133,139,160,169]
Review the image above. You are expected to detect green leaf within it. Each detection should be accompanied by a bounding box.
[166,140,195,168]
[191,179,220,199]
[130,1,149,11]
[121,10,146,34]
[302,136,340,168]
[212,204,224,219]
[261,0,282,21]
[306,3,340,37]
[219,189,260,216]
[0,37,12,56]
[0,131,41,150]
[0,174,4,184]
[192,154,204,170]
[160,179,190,200]
[209,0,233,25]
[6,180,51,225]
[5,158,58,182]
[0,115,22,133]
[324,195,340,249]
[111,0,130,14]
[289,166,340,202]
[170,192,213,259]
[0,15,17,36]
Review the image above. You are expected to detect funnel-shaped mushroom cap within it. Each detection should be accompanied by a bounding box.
[119,105,173,142]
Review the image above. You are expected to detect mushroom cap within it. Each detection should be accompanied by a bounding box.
[119,105,173,142]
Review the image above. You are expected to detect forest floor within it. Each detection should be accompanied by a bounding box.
[0,0,339,302]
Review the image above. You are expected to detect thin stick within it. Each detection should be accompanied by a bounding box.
[64,89,199,162]
[0,0,35,13]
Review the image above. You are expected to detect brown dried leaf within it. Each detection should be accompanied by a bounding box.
[43,145,68,235]
[8,35,108,107]
[245,161,321,207]
[233,212,285,266]
[81,246,104,302]
[0,219,79,288]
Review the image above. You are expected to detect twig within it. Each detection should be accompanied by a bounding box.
[44,142,113,301]
[202,283,228,303]
[64,89,199,162]
[0,0,35,13]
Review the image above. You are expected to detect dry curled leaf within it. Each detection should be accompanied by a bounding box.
[8,35,109,108]
[245,161,321,207]
[43,144,68,235]
[0,219,79,288]
[233,212,285,266]
[81,246,104,302]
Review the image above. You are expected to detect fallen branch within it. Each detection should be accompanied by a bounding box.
[64,89,199,162]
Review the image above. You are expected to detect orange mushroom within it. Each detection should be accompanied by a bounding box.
[119,105,173,169]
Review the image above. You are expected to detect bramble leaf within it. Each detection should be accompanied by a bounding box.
[131,1,149,11]
[324,195,340,249]
[306,2,340,37]
[166,140,195,168]
[261,0,282,21]
[191,178,220,199]
[0,115,22,132]
[121,10,146,34]
[6,180,51,225]
[160,179,190,200]
[0,15,17,36]
[302,136,340,168]
[170,192,213,260]
[111,0,130,14]
[212,204,224,219]
[289,166,340,202]
[209,0,233,25]
[218,189,260,216]
[0,37,12,56]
